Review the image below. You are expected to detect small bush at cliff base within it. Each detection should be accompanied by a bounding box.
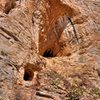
[66,87,84,100]
[92,87,100,97]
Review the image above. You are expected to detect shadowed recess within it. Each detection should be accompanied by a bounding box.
[23,69,34,81]
[43,49,55,57]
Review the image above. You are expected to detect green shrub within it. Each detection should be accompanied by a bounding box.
[0,50,7,56]
[66,87,84,100]
[92,87,100,97]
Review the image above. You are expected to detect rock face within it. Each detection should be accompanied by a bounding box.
[0,0,100,100]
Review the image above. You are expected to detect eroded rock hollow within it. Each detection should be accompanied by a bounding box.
[0,0,100,99]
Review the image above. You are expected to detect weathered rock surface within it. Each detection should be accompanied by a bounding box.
[0,0,100,100]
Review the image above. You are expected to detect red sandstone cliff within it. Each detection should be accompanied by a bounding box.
[0,0,100,100]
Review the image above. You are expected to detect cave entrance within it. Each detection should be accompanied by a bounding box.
[39,14,79,57]
[23,69,34,81]
[43,49,55,57]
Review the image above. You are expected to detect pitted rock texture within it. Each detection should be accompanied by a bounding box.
[0,0,100,100]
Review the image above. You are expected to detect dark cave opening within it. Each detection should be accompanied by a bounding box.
[43,49,55,57]
[23,69,34,81]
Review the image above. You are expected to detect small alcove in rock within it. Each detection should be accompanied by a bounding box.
[23,68,34,81]
[43,49,55,57]
[23,63,42,81]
